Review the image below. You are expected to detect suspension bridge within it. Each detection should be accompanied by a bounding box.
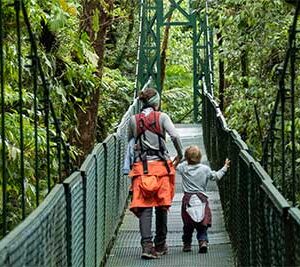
[0,1,300,267]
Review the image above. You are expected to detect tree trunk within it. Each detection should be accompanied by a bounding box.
[74,0,114,165]
[241,48,248,89]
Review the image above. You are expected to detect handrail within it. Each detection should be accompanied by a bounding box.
[201,3,300,264]
[202,92,300,266]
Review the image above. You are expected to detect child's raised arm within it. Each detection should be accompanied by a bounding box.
[208,158,230,181]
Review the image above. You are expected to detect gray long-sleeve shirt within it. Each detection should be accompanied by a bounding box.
[128,107,183,162]
[176,161,227,194]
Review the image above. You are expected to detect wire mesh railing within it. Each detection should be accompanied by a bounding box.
[200,2,300,264]
[0,97,138,266]
[262,1,300,205]
[202,92,300,266]
[0,0,71,237]
[0,0,140,263]
[2,0,300,266]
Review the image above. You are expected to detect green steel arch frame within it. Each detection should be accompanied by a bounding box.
[136,0,214,122]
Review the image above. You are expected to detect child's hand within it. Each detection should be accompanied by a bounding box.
[224,158,230,168]
[173,155,181,168]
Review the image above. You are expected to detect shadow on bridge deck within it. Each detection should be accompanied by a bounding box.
[105,124,235,267]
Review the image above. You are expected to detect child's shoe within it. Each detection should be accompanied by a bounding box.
[198,240,208,253]
[182,243,192,252]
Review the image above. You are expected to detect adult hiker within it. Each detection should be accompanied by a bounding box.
[127,87,183,259]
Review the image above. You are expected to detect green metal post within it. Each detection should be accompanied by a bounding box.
[136,0,211,122]
[137,0,163,92]
[209,26,214,87]
[136,0,145,93]
[155,0,163,94]
[192,14,199,122]
[102,142,107,250]
[201,9,209,94]
[290,36,296,204]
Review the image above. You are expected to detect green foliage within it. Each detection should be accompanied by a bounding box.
[160,8,194,123]
[0,0,138,235]
[104,0,138,76]
[209,0,300,201]
[0,112,60,230]
[162,64,193,123]
[98,67,135,140]
[209,0,293,156]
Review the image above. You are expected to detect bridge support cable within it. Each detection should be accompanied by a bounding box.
[15,0,26,220]
[202,85,300,266]
[200,2,300,266]
[0,0,8,236]
[262,2,300,204]
[0,0,72,238]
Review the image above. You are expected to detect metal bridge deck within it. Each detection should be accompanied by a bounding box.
[105,124,235,267]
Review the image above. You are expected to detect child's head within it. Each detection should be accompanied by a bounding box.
[185,145,201,165]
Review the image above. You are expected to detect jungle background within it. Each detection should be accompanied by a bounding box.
[0,0,297,235]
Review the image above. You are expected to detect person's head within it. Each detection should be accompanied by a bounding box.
[185,145,201,165]
[139,88,160,110]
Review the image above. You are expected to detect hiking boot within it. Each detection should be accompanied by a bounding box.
[182,243,192,252]
[198,240,208,253]
[155,243,168,256]
[141,242,158,259]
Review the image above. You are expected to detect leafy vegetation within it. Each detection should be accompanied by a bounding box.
[210,0,294,158]
[1,0,300,235]
[210,0,300,202]
[0,0,137,234]
[160,6,194,123]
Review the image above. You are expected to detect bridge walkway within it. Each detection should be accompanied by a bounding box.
[105,124,235,267]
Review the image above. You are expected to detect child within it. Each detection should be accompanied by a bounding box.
[175,145,230,253]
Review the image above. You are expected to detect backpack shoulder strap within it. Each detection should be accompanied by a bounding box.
[134,111,170,174]
[135,111,162,137]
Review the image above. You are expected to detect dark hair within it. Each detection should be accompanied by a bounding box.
[138,88,157,102]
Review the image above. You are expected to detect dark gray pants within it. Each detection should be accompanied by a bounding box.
[139,207,167,246]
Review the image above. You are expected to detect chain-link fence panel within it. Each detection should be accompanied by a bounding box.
[202,92,300,266]
[0,185,67,267]
[287,208,300,266]
[64,172,84,267]
[103,135,117,248]
[81,155,97,267]
[93,144,106,267]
